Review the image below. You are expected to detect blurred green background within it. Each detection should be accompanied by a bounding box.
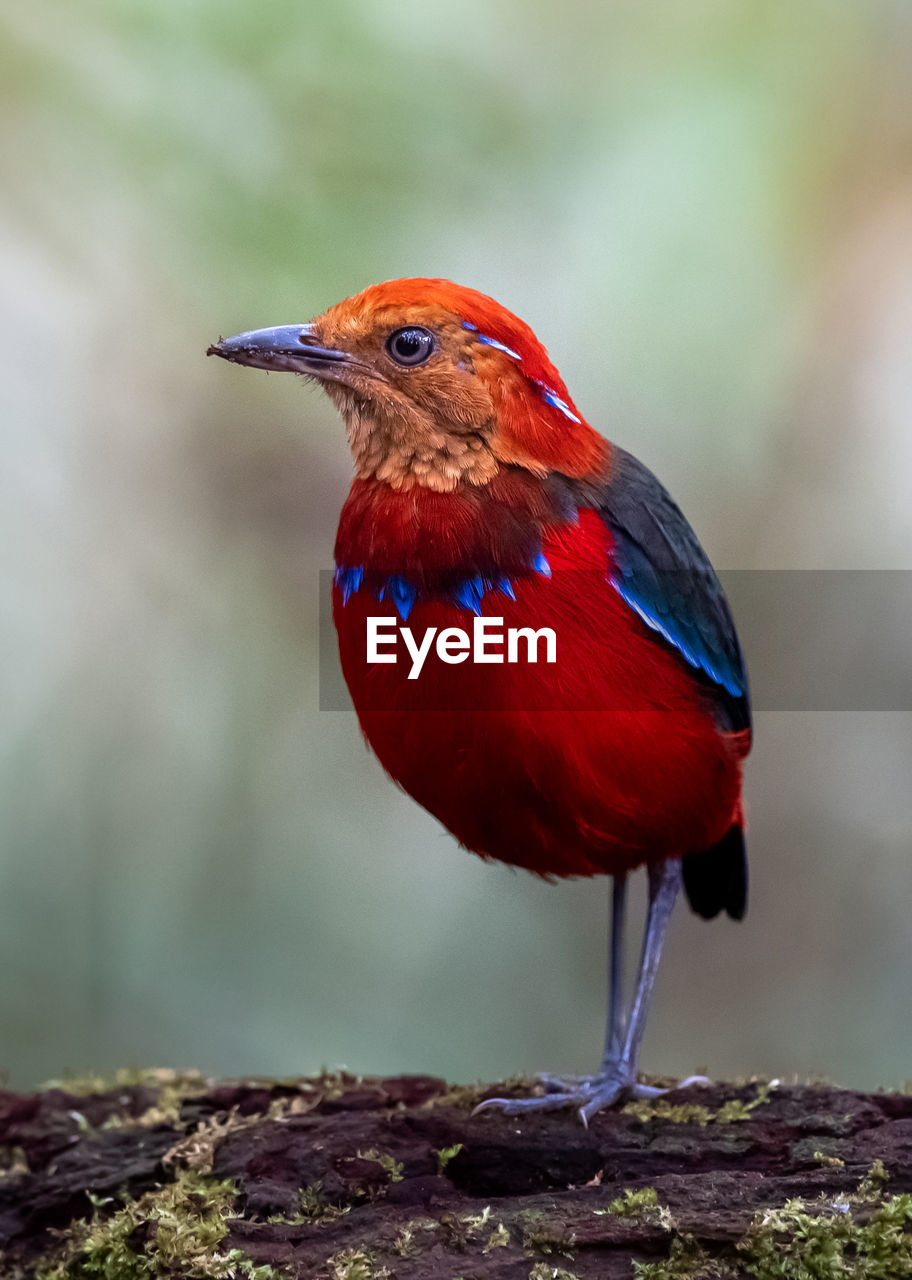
[2,0,911,1093]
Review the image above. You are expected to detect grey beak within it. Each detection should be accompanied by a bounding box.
[207,324,350,375]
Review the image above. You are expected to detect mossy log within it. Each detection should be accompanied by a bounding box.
[2,1070,912,1278]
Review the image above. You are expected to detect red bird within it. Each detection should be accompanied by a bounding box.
[209,278,751,1123]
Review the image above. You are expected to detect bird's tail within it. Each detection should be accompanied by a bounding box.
[682,823,748,920]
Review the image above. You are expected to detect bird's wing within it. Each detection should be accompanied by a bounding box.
[593,446,751,735]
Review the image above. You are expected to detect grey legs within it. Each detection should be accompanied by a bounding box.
[475,858,702,1124]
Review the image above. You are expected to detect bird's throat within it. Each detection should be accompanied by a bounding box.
[326,383,501,493]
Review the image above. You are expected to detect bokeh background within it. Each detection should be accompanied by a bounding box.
[2,0,911,1093]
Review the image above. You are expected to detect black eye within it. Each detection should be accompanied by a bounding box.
[386,326,435,367]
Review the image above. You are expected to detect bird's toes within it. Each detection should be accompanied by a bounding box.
[583,1071,715,1118]
[535,1072,595,1096]
[471,1092,582,1117]
[578,1076,633,1124]
[473,1070,713,1123]
[626,1073,714,1101]
[474,1072,621,1119]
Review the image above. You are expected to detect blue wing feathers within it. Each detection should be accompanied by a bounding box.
[596,448,750,731]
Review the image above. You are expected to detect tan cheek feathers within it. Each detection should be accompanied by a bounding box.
[319,317,502,491]
[312,304,597,491]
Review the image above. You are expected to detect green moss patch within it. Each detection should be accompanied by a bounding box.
[34,1169,276,1279]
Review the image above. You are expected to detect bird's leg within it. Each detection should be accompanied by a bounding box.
[475,859,706,1122]
[574,857,684,1121]
[576,858,714,1120]
[537,872,627,1094]
[605,870,628,1069]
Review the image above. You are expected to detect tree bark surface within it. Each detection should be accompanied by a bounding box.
[1,1071,911,1277]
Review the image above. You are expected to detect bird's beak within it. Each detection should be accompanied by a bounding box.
[207,324,352,376]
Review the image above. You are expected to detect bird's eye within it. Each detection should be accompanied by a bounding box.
[386,326,435,367]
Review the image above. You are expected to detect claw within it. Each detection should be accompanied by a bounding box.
[578,1078,627,1125]
[471,1093,577,1117]
[676,1074,713,1090]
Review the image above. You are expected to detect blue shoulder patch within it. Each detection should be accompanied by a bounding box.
[610,573,745,699]
[596,446,751,730]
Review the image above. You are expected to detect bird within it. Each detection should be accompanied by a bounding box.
[208,277,751,1124]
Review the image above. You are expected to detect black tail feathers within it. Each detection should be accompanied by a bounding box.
[682,824,747,921]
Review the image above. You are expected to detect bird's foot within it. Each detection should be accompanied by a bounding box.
[472,1070,712,1126]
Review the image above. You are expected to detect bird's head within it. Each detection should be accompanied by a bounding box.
[208,278,606,492]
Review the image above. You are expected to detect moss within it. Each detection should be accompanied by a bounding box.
[434,1141,463,1172]
[622,1099,714,1126]
[34,1168,275,1279]
[163,1093,316,1180]
[434,1203,515,1253]
[42,1067,151,1095]
[427,1073,536,1109]
[628,1163,912,1280]
[355,1148,403,1183]
[624,1080,777,1128]
[857,1158,889,1198]
[325,1246,389,1280]
[267,1180,351,1227]
[140,1072,211,1124]
[733,1163,912,1278]
[632,1236,719,1278]
[735,1193,912,1277]
[604,1187,660,1217]
[484,1221,511,1251]
[390,1225,418,1259]
[436,1211,472,1252]
[163,1107,255,1175]
[312,1069,360,1102]
[269,1161,415,1227]
[528,1265,582,1280]
[297,1181,350,1224]
[389,1219,438,1258]
[47,1067,208,1105]
[47,1068,215,1134]
[522,1219,576,1258]
[812,1149,846,1167]
[461,1205,494,1233]
[714,1079,778,1123]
